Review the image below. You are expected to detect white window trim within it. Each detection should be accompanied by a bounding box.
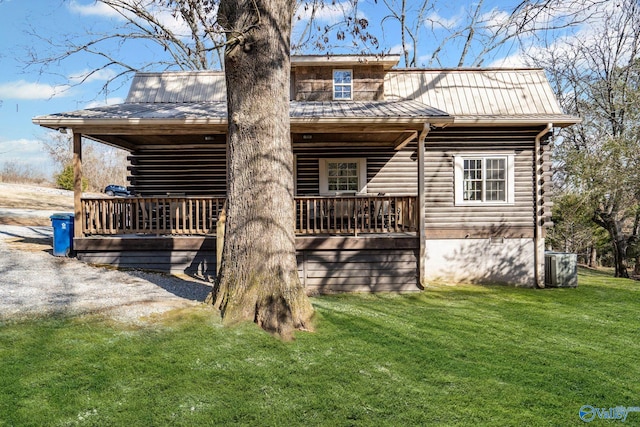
[319,158,367,195]
[454,154,515,206]
[333,69,353,100]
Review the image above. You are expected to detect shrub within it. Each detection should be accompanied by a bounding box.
[55,164,88,191]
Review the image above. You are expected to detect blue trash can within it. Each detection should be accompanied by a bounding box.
[50,213,75,257]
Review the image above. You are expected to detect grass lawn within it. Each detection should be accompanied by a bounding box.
[1,267,639,426]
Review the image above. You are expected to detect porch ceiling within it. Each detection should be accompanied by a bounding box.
[82,129,417,151]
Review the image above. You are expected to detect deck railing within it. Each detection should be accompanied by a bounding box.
[294,196,418,235]
[81,197,226,236]
[81,195,418,236]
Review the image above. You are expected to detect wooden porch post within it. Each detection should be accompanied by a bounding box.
[216,200,227,275]
[418,123,430,287]
[73,132,82,239]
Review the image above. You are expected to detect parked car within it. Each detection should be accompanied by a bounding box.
[104,184,131,197]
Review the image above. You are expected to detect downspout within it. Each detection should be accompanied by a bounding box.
[534,123,553,288]
[418,122,430,288]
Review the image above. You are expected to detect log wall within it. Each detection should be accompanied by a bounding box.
[295,144,418,196]
[423,127,550,238]
[127,144,227,196]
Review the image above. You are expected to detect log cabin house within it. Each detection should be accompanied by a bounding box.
[33,55,579,292]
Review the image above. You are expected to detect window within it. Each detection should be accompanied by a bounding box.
[333,69,352,100]
[319,158,367,195]
[454,155,515,205]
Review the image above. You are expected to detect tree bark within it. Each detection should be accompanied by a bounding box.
[605,220,629,278]
[209,0,314,338]
[612,238,629,278]
[589,246,598,268]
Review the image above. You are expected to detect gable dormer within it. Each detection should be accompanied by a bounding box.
[291,55,400,102]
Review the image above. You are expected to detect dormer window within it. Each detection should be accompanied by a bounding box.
[333,69,352,100]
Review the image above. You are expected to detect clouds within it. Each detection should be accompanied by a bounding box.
[1,137,44,156]
[0,137,54,177]
[68,0,192,38]
[294,1,355,23]
[67,0,124,18]
[0,67,121,101]
[490,0,639,68]
[84,97,124,109]
[0,138,51,166]
[425,11,462,31]
[68,69,117,85]
[0,80,71,100]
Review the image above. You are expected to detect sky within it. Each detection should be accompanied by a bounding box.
[0,0,591,179]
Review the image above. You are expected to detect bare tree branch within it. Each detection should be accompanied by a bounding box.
[23,0,226,99]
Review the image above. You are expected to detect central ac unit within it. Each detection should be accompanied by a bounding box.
[544,252,578,288]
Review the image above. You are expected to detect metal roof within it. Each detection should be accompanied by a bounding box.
[126,71,226,103]
[384,68,579,125]
[291,100,448,119]
[33,100,451,127]
[34,65,579,129]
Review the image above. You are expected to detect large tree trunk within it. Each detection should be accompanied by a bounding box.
[594,210,630,278]
[605,220,629,278]
[612,237,629,278]
[210,0,314,337]
[589,246,598,268]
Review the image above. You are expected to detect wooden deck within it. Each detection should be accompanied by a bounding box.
[75,195,420,293]
[74,234,420,293]
[80,195,418,237]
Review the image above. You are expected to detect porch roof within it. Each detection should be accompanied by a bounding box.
[32,99,452,132]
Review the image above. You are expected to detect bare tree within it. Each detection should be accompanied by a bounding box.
[40,131,129,192]
[305,0,611,67]
[377,0,432,67]
[210,0,314,337]
[536,0,640,277]
[25,0,225,98]
[24,0,612,95]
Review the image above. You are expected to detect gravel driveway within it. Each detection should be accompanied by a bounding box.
[0,224,213,323]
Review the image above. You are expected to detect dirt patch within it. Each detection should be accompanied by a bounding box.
[0,183,74,211]
[3,236,53,253]
[0,183,77,227]
[0,216,52,227]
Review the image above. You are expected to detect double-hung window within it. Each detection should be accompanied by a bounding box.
[454,154,515,205]
[333,69,352,100]
[319,158,366,195]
